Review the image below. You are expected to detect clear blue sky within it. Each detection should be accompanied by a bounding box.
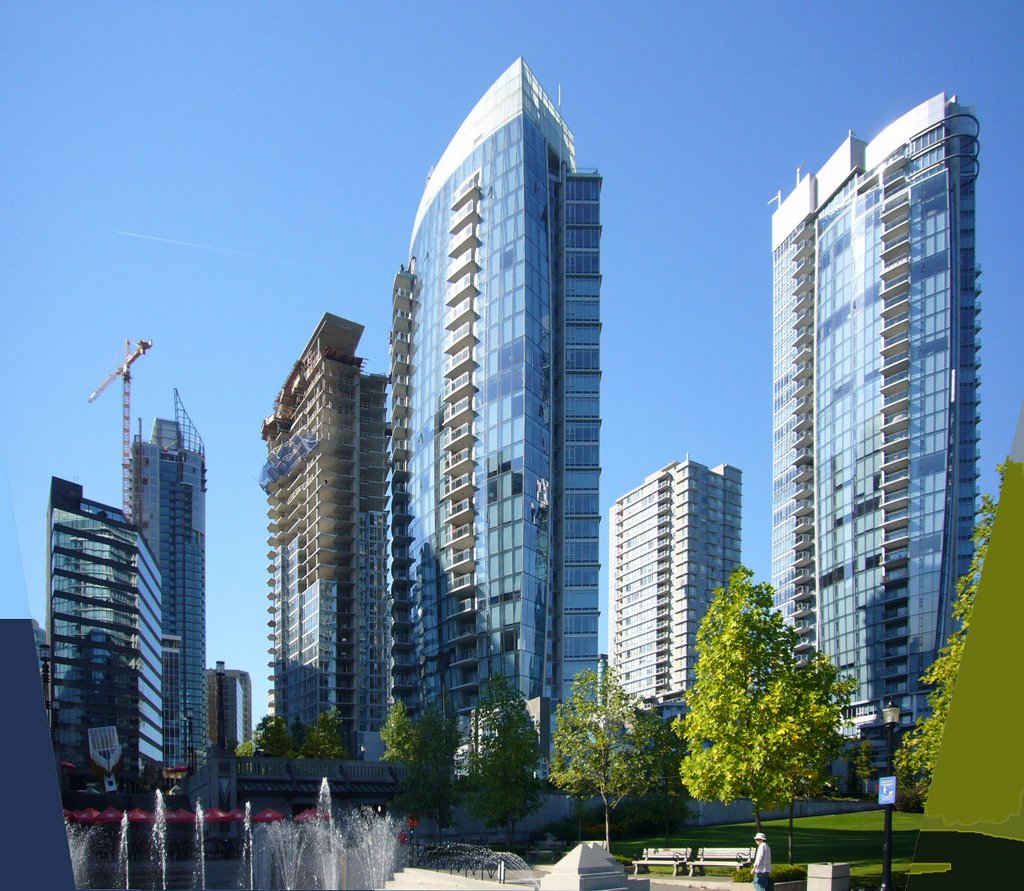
[2,2,1021,718]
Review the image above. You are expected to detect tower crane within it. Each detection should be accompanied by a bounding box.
[88,338,153,522]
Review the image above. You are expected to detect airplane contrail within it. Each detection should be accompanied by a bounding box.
[116,230,311,267]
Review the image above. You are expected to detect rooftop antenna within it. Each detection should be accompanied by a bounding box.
[796,161,806,185]
[768,190,782,209]
[557,84,562,108]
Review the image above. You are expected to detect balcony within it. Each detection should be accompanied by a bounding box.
[390,330,412,355]
[393,309,414,333]
[793,584,816,603]
[449,522,475,552]
[445,322,478,355]
[790,276,815,297]
[881,254,910,282]
[881,368,909,397]
[449,547,476,575]
[881,350,910,378]
[794,462,813,484]
[444,447,474,478]
[451,179,482,212]
[794,639,816,654]
[794,546,815,569]
[880,237,910,265]
[450,572,476,596]
[446,299,478,332]
[393,285,413,314]
[794,411,814,433]
[443,472,475,503]
[883,216,910,243]
[793,359,814,382]
[447,274,478,307]
[448,229,481,259]
[444,371,476,405]
[883,389,909,417]
[882,310,910,341]
[443,397,475,430]
[794,428,813,451]
[793,601,816,619]
[794,237,815,260]
[882,447,910,474]
[884,527,909,551]
[444,423,475,453]
[883,467,909,493]
[882,507,909,531]
[794,325,814,348]
[794,495,814,518]
[880,273,910,301]
[881,192,911,225]
[449,201,482,235]
[882,410,909,435]
[391,395,411,420]
[793,514,815,535]
[450,622,477,645]
[881,290,910,320]
[793,446,814,466]
[449,498,475,527]
[391,373,410,396]
[793,288,814,314]
[793,567,816,587]
[792,255,816,279]
[884,547,909,569]
[794,344,814,368]
[446,253,479,284]
[445,347,476,379]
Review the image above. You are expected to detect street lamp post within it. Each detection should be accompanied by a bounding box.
[881,699,901,891]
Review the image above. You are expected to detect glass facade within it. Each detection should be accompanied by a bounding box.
[389,59,601,730]
[132,389,207,768]
[47,477,163,783]
[771,95,980,731]
[262,314,389,750]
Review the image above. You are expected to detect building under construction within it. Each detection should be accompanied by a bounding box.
[261,313,389,757]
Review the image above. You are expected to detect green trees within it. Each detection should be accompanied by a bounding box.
[300,708,348,759]
[550,667,652,848]
[632,707,689,842]
[381,700,461,838]
[464,675,543,841]
[679,566,854,850]
[253,715,295,758]
[896,478,999,798]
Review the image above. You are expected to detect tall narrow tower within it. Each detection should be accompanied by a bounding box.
[770,95,980,737]
[389,59,602,736]
[133,390,206,768]
[262,314,389,755]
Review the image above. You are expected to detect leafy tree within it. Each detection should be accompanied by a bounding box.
[853,739,876,795]
[300,708,348,759]
[290,717,307,754]
[390,702,461,839]
[235,739,255,757]
[381,700,417,763]
[550,667,652,848]
[896,474,1000,797]
[632,708,690,842]
[253,715,295,758]
[679,566,854,841]
[464,675,543,841]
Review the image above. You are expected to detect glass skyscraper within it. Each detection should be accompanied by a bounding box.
[133,390,207,768]
[262,313,389,754]
[47,477,163,785]
[389,59,601,734]
[771,94,980,734]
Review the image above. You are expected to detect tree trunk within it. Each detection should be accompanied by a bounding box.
[788,799,795,864]
[754,808,762,832]
[604,796,611,850]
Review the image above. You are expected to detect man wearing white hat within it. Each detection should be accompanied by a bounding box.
[752,832,773,890]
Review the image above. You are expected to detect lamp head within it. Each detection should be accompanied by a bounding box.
[882,699,901,727]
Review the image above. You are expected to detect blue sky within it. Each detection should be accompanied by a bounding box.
[2,2,1021,718]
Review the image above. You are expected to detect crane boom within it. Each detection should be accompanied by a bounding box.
[88,339,153,520]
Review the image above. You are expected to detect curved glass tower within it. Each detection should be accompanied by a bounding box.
[771,95,980,736]
[389,59,601,731]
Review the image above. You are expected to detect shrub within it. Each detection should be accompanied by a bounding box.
[733,864,807,883]
[613,854,633,869]
[582,822,624,838]
[896,781,926,813]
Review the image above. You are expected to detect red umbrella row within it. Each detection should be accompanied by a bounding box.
[66,806,288,824]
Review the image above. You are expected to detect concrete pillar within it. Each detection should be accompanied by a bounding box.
[807,862,850,891]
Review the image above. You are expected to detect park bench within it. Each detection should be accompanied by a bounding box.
[687,846,755,876]
[527,837,567,863]
[631,847,692,876]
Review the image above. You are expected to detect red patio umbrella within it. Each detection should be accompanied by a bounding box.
[226,809,245,823]
[166,808,195,823]
[293,808,328,824]
[74,808,101,824]
[63,808,77,822]
[127,808,155,823]
[94,807,124,824]
[60,760,76,770]
[250,808,284,824]
[203,808,232,822]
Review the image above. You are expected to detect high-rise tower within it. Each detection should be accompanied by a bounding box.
[610,460,742,715]
[771,95,980,734]
[389,59,601,733]
[261,313,389,755]
[132,390,206,769]
[47,477,163,785]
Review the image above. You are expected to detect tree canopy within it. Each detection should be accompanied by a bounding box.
[896,474,1000,796]
[550,666,652,848]
[253,715,295,758]
[464,675,543,840]
[300,708,347,759]
[679,566,854,835]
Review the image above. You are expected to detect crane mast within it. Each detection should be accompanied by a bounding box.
[88,338,153,521]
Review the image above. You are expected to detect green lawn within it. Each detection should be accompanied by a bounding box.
[610,810,923,889]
